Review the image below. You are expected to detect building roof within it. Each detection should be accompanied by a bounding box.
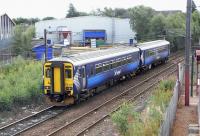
[36,16,130,24]
[50,46,139,66]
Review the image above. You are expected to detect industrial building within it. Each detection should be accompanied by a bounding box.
[0,13,15,40]
[35,16,136,46]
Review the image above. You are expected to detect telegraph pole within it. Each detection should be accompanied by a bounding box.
[185,0,192,106]
[44,29,47,62]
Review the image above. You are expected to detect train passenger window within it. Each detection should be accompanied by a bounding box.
[112,62,118,68]
[46,68,51,78]
[127,59,131,64]
[157,47,165,53]
[103,64,110,71]
[121,58,126,65]
[65,69,72,78]
[148,50,155,56]
[96,65,102,74]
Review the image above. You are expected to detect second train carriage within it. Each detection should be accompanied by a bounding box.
[43,40,170,105]
[138,40,170,69]
[44,46,140,105]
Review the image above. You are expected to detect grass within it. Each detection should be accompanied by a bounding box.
[111,78,175,136]
[0,56,43,111]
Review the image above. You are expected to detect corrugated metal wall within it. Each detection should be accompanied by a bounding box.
[0,14,15,41]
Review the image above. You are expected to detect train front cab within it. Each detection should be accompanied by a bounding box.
[43,61,75,105]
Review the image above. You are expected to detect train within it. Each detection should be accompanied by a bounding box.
[43,40,170,105]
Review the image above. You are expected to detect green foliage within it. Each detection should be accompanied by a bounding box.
[129,6,155,41]
[159,79,175,91]
[150,14,167,37]
[0,56,43,111]
[42,17,55,21]
[192,10,200,43]
[112,103,137,135]
[13,18,40,25]
[112,79,175,136]
[66,3,88,18]
[12,25,35,55]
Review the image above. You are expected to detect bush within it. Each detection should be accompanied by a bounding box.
[112,103,134,135]
[0,56,43,111]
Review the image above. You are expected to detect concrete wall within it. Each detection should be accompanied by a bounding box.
[35,16,136,44]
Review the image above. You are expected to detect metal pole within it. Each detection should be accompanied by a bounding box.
[44,29,47,62]
[191,54,194,97]
[185,0,192,106]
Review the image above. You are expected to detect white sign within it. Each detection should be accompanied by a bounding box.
[91,39,96,48]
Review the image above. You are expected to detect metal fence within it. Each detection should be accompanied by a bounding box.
[159,62,184,136]
[159,81,180,136]
[0,50,37,67]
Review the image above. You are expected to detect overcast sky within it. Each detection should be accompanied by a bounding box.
[0,0,200,19]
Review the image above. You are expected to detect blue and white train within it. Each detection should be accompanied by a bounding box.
[43,40,170,105]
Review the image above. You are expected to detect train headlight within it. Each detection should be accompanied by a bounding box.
[45,86,50,89]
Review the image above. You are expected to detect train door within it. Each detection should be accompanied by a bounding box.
[51,62,64,94]
[44,63,51,95]
[64,63,73,95]
[81,66,86,89]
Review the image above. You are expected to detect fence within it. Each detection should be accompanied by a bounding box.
[159,62,184,136]
[159,81,180,136]
[0,51,37,67]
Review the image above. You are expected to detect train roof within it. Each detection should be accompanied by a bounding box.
[50,46,139,66]
[137,40,170,50]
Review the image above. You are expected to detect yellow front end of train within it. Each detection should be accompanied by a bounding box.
[43,61,74,105]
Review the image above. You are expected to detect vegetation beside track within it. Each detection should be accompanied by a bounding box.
[112,78,175,136]
[0,57,43,111]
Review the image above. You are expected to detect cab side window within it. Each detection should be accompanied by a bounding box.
[46,68,51,78]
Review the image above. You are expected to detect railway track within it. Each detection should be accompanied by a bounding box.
[0,106,67,136]
[47,57,183,136]
[0,52,183,136]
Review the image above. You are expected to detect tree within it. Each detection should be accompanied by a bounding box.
[150,14,166,38]
[165,12,186,51]
[42,17,55,21]
[114,8,130,18]
[13,18,40,25]
[12,25,35,55]
[192,10,200,44]
[90,8,130,18]
[66,3,80,18]
[129,6,155,41]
